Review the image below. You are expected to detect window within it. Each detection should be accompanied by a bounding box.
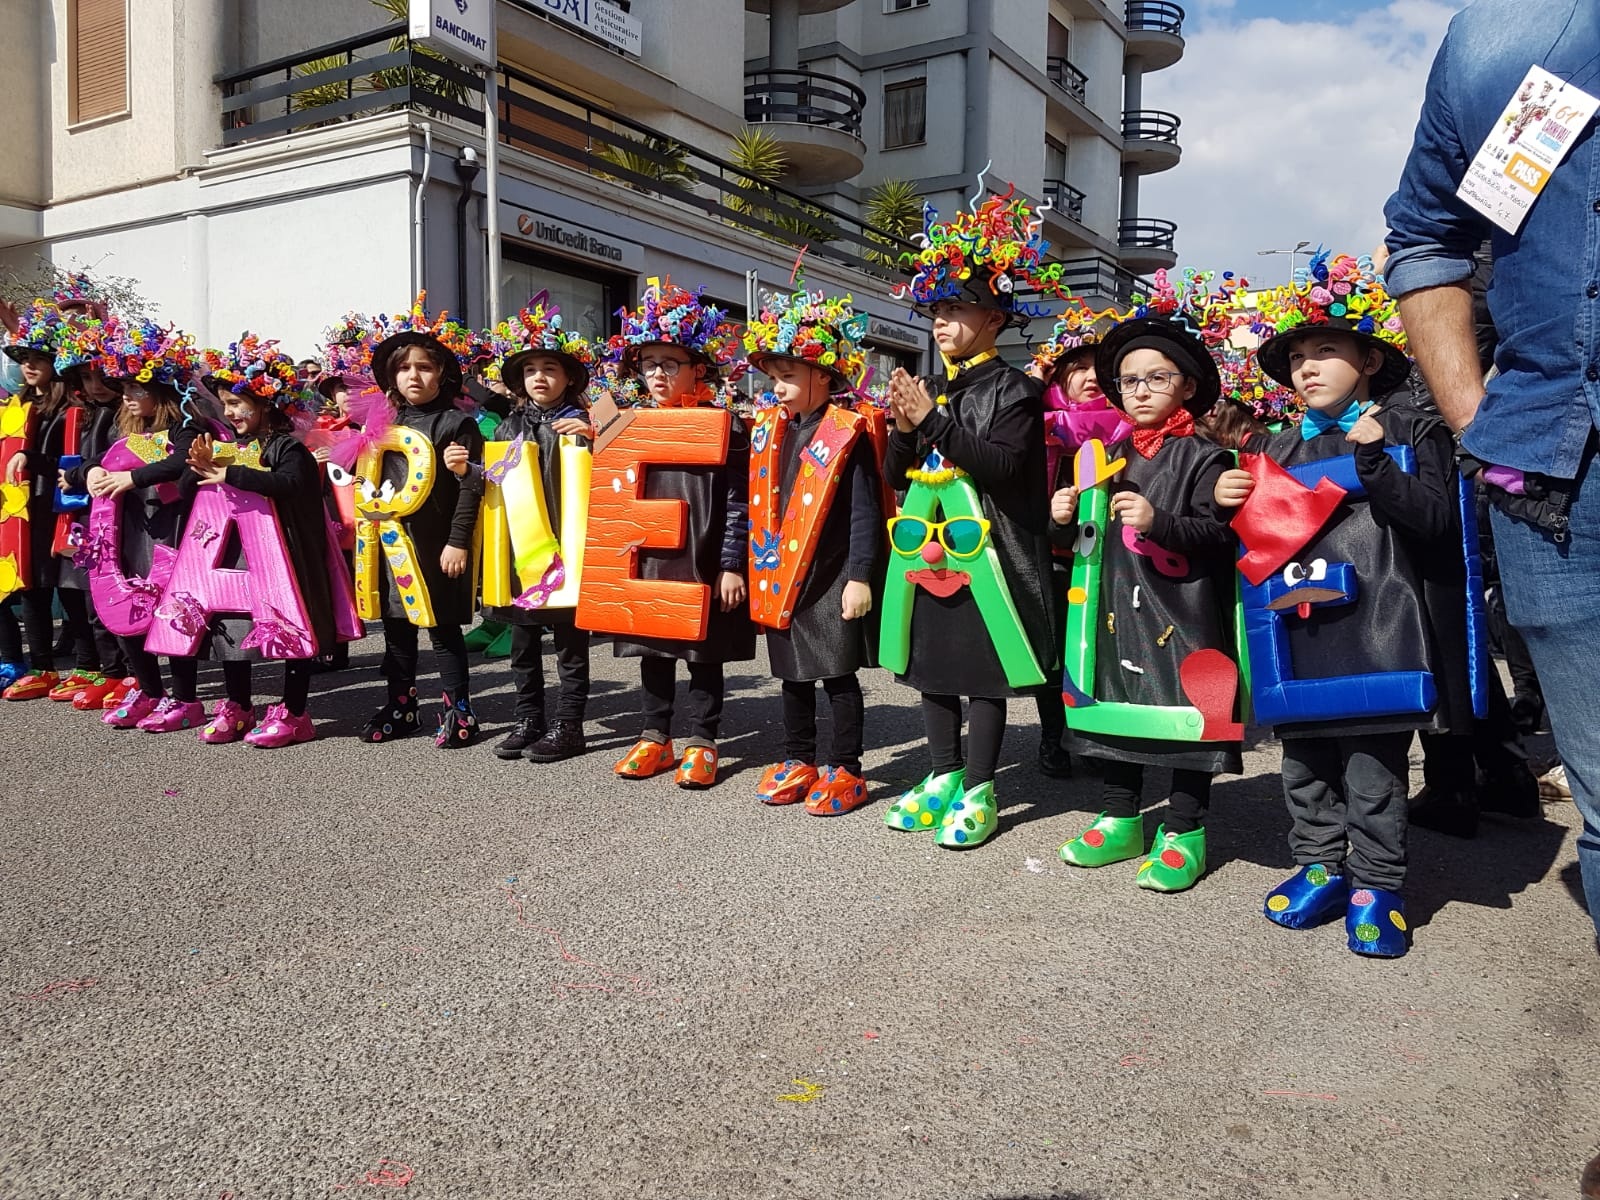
[500,247,628,344]
[883,77,926,149]
[68,0,128,126]
[885,0,929,11]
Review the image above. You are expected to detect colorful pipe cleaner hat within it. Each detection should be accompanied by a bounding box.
[896,184,1069,326]
[367,292,488,397]
[486,290,597,398]
[4,300,67,364]
[52,313,118,376]
[743,286,870,392]
[1252,250,1411,397]
[99,318,200,388]
[201,334,312,414]
[1029,297,1123,375]
[608,277,743,379]
[51,271,112,321]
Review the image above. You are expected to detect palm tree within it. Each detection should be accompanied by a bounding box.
[593,132,696,194]
[863,178,924,267]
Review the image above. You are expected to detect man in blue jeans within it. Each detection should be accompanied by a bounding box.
[1384,0,1600,947]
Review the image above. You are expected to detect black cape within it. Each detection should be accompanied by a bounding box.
[1250,406,1471,739]
[376,398,484,628]
[1055,432,1242,773]
[883,358,1058,698]
[613,410,757,665]
[480,401,587,628]
[763,404,885,683]
[21,399,88,590]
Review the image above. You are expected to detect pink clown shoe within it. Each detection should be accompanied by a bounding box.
[103,689,158,728]
[136,697,205,733]
[244,703,317,748]
[198,699,255,744]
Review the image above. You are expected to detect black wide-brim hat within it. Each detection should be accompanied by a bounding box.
[316,373,350,402]
[3,343,54,365]
[370,331,464,397]
[1094,317,1221,418]
[501,347,591,400]
[746,350,853,394]
[1255,319,1412,398]
[912,276,1024,329]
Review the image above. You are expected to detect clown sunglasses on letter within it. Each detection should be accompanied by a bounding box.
[888,515,992,559]
[1113,370,1187,395]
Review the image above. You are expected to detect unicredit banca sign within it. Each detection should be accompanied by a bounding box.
[409,0,497,68]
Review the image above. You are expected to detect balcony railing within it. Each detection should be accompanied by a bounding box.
[1125,1,1184,35]
[744,69,866,138]
[1046,56,1088,105]
[1022,255,1152,305]
[1043,179,1086,224]
[213,28,914,282]
[1118,217,1178,251]
[1122,109,1181,143]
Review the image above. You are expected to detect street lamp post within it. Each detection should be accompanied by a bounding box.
[1257,239,1311,284]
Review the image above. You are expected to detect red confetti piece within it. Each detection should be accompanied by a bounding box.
[18,978,98,1000]
[333,1159,415,1191]
[862,1031,879,1041]
[500,886,652,998]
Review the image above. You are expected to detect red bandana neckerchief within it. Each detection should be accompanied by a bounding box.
[1130,407,1195,460]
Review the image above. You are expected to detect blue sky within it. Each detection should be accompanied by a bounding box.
[1141,0,1471,276]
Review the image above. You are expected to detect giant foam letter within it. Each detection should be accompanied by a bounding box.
[83,435,179,635]
[350,426,437,626]
[480,435,591,611]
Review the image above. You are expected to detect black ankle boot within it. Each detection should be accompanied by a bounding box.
[361,686,419,742]
[1406,785,1479,839]
[524,720,587,763]
[435,691,480,749]
[1037,736,1074,779]
[495,716,545,760]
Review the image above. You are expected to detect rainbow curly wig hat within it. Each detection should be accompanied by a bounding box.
[1252,250,1411,397]
[4,301,67,365]
[201,334,312,415]
[897,184,1070,327]
[744,287,869,393]
[485,291,597,399]
[608,277,742,380]
[98,318,200,388]
[51,314,117,377]
[367,292,487,397]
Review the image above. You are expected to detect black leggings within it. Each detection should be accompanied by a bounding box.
[1100,760,1212,834]
[921,693,1007,787]
[781,675,865,773]
[639,656,725,743]
[381,617,470,699]
[17,587,96,672]
[122,634,165,697]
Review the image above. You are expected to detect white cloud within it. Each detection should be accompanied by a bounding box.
[1141,0,1467,281]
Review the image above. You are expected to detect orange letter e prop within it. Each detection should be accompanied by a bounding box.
[576,406,730,641]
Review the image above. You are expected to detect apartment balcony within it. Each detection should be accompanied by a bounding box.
[1046,56,1088,106]
[1118,217,1178,273]
[1122,108,1182,172]
[1043,179,1086,226]
[743,68,867,186]
[1125,1,1186,71]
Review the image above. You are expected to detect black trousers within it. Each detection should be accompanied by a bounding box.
[1100,760,1211,834]
[1420,667,1530,791]
[18,587,95,672]
[121,634,165,697]
[1487,580,1542,701]
[381,617,470,699]
[639,656,724,744]
[781,675,865,773]
[921,693,1006,787]
[89,606,127,678]
[508,623,591,723]
[0,594,21,664]
[1281,732,1411,891]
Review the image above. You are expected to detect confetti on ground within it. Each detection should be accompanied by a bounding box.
[332,1159,415,1190]
[1023,857,1047,874]
[777,1079,825,1103]
[18,978,98,1000]
[863,1030,880,1041]
[499,886,653,998]
[1261,1090,1339,1101]
[162,788,182,797]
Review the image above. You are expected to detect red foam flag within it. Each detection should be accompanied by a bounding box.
[1231,452,1347,586]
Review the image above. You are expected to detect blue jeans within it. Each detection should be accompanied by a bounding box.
[1490,461,1600,941]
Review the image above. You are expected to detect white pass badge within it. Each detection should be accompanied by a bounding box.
[1457,64,1599,234]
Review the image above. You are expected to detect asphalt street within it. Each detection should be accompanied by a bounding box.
[2,635,1596,1200]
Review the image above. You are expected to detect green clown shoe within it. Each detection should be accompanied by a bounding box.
[884,768,966,833]
[935,780,999,849]
[1135,824,1207,893]
[1059,813,1144,867]
[464,620,506,652]
[484,625,515,659]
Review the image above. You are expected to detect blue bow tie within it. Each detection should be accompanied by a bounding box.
[1301,400,1368,441]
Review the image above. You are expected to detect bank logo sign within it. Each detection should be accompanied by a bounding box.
[524,0,643,57]
[409,0,496,67]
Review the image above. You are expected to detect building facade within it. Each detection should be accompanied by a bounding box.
[0,0,1184,369]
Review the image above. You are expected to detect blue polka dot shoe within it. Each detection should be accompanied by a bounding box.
[1264,863,1348,930]
[1346,886,1409,958]
[935,780,998,850]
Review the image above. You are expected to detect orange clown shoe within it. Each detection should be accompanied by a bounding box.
[3,671,59,701]
[676,744,719,789]
[614,737,677,779]
[48,670,104,702]
[95,677,136,710]
[755,760,819,805]
[72,675,124,709]
[805,766,870,817]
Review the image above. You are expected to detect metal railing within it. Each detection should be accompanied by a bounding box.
[1022,254,1152,305]
[1122,109,1181,143]
[1045,56,1088,105]
[743,69,866,138]
[1118,217,1178,251]
[1125,1,1185,35]
[1043,179,1086,224]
